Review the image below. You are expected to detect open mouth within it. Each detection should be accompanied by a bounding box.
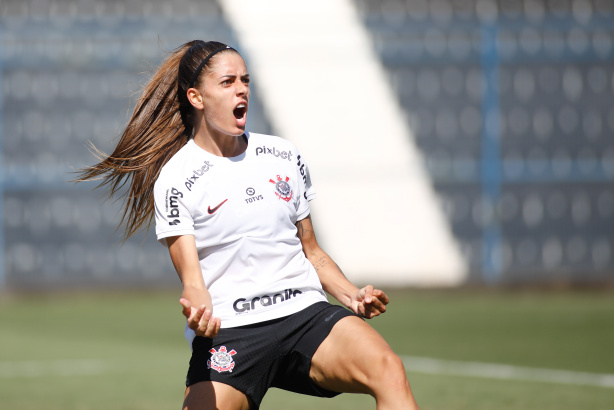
[233,103,247,121]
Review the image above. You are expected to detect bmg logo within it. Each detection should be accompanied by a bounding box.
[167,187,183,225]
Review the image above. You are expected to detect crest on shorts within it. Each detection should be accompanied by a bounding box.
[208,346,237,373]
[269,175,293,202]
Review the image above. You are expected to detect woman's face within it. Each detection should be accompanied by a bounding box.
[199,52,250,138]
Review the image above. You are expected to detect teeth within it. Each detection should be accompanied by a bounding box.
[237,104,246,109]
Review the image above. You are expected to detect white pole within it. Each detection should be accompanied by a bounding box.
[220,0,467,286]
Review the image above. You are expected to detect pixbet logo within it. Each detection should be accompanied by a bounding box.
[185,160,213,191]
[166,187,183,225]
[296,155,309,200]
[255,146,293,161]
[233,289,303,313]
[296,154,307,186]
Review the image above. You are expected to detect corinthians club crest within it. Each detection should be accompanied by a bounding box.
[269,175,293,202]
[208,346,237,373]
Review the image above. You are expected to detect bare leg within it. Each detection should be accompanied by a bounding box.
[310,316,419,410]
[183,381,250,410]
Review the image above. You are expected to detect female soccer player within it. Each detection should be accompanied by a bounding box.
[79,40,419,410]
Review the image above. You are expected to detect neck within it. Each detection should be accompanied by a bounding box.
[193,126,246,157]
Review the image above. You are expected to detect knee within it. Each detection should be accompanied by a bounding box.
[384,352,410,389]
[368,350,410,393]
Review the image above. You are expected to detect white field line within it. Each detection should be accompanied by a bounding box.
[401,356,614,388]
[0,359,108,378]
[2,357,613,389]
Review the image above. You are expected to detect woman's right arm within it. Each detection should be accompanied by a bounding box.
[166,235,221,338]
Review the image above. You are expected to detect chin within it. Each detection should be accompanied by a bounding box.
[229,129,245,137]
[233,124,247,135]
[217,125,244,137]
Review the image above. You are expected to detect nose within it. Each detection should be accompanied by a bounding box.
[237,81,249,98]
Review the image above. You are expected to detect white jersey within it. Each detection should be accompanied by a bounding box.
[154,132,328,336]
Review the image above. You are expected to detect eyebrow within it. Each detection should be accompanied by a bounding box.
[219,74,250,80]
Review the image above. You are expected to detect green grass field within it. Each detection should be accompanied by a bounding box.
[1,288,613,409]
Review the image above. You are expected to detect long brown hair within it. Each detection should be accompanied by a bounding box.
[77,40,238,239]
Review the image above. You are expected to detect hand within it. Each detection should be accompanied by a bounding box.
[351,285,389,319]
[180,298,221,338]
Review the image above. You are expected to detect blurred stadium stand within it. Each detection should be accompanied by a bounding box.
[0,0,272,289]
[352,0,614,285]
[0,0,612,289]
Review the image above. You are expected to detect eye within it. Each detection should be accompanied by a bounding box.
[221,79,232,86]
[242,76,250,85]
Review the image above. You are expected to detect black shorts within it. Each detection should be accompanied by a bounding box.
[186,302,358,409]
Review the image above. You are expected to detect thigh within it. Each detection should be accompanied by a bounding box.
[271,303,356,397]
[183,381,250,410]
[309,316,399,394]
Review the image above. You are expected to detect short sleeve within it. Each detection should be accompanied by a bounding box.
[294,150,316,221]
[154,179,194,246]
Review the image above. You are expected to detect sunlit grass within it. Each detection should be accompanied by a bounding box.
[1,289,612,409]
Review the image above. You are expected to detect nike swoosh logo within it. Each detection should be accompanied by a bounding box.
[208,199,228,214]
[324,310,341,322]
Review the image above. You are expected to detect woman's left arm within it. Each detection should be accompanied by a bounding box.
[296,215,389,319]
